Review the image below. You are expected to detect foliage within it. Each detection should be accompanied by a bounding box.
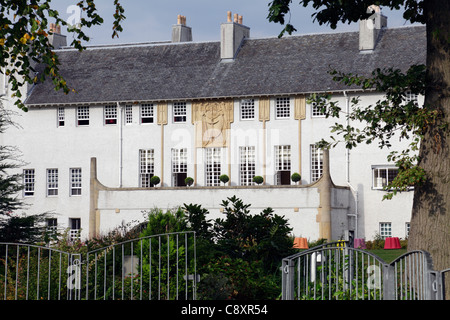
[268,0,427,38]
[219,174,229,185]
[0,0,125,111]
[309,65,440,199]
[252,175,264,185]
[150,175,160,186]
[291,172,301,184]
[0,212,54,243]
[184,176,194,186]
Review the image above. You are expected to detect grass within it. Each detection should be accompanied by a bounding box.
[367,249,407,263]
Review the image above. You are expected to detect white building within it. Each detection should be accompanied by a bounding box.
[0,13,425,242]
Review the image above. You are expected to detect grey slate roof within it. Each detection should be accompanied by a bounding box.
[25,25,426,106]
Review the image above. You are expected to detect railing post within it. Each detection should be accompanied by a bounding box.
[281,259,295,300]
[383,264,395,300]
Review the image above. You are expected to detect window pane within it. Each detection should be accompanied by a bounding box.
[206,148,221,186]
[23,169,35,196]
[77,106,89,126]
[240,99,255,120]
[240,146,255,186]
[104,105,117,125]
[141,104,154,123]
[70,168,82,196]
[310,145,323,182]
[47,169,58,196]
[173,102,187,123]
[140,149,154,187]
[276,97,290,119]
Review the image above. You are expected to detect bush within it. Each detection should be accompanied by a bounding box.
[219,174,229,185]
[150,175,160,186]
[291,172,301,184]
[252,176,264,185]
[184,177,194,186]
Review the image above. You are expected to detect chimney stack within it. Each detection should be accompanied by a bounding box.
[359,5,387,51]
[48,23,67,49]
[220,11,250,60]
[172,15,192,42]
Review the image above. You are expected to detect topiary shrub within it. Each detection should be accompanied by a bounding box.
[150,175,160,186]
[253,176,264,185]
[291,172,301,184]
[184,177,194,187]
[219,174,229,185]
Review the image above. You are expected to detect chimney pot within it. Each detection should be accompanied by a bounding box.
[172,15,192,42]
[227,11,232,22]
[238,15,243,25]
[177,14,181,25]
[234,13,238,23]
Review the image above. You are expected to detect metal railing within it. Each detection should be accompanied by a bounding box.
[1,231,196,300]
[282,241,447,300]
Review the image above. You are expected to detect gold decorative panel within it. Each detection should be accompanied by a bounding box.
[259,97,270,121]
[157,103,168,125]
[294,96,306,120]
[192,100,234,148]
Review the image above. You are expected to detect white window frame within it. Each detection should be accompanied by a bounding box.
[140,104,154,124]
[23,169,35,197]
[125,105,133,124]
[46,218,58,235]
[240,99,255,120]
[205,148,222,187]
[311,101,326,118]
[372,166,399,190]
[77,106,89,126]
[70,168,82,196]
[275,145,291,185]
[275,97,290,119]
[46,169,58,196]
[379,222,392,239]
[173,102,187,123]
[104,105,117,125]
[172,148,188,186]
[239,146,255,186]
[310,145,323,182]
[139,149,154,187]
[405,90,419,106]
[57,107,65,127]
[69,218,81,241]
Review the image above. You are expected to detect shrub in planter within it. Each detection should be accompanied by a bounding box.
[219,174,229,185]
[185,177,194,187]
[291,172,301,184]
[252,176,264,185]
[150,175,160,186]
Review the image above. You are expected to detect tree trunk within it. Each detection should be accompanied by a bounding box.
[408,0,450,298]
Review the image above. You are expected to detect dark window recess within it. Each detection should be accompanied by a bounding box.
[141,117,153,124]
[59,120,65,126]
[105,119,117,125]
[175,172,187,187]
[174,116,186,122]
[277,171,291,185]
[78,119,89,126]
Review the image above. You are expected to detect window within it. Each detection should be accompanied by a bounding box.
[405,90,418,106]
[379,222,392,239]
[405,222,410,238]
[240,146,255,186]
[23,169,35,197]
[104,105,117,125]
[140,104,154,124]
[275,145,291,185]
[240,99,255,120]
[139,149,154,187]
[47,169,58,196]
[206,148,221,186]
[125,105,133,124]
[311,102,326,117]
[70,168,82,196]
[69,218,81,241]
[172,148,187,186]
[57,107,65,126]
[77,106,89,126]
[372,167,399,189]
[46,218,58,235]
[276,97,290,119]
[173,102,187,123]
[310,145,323,182]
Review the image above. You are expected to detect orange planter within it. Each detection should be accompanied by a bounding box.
[293,237,308,249]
